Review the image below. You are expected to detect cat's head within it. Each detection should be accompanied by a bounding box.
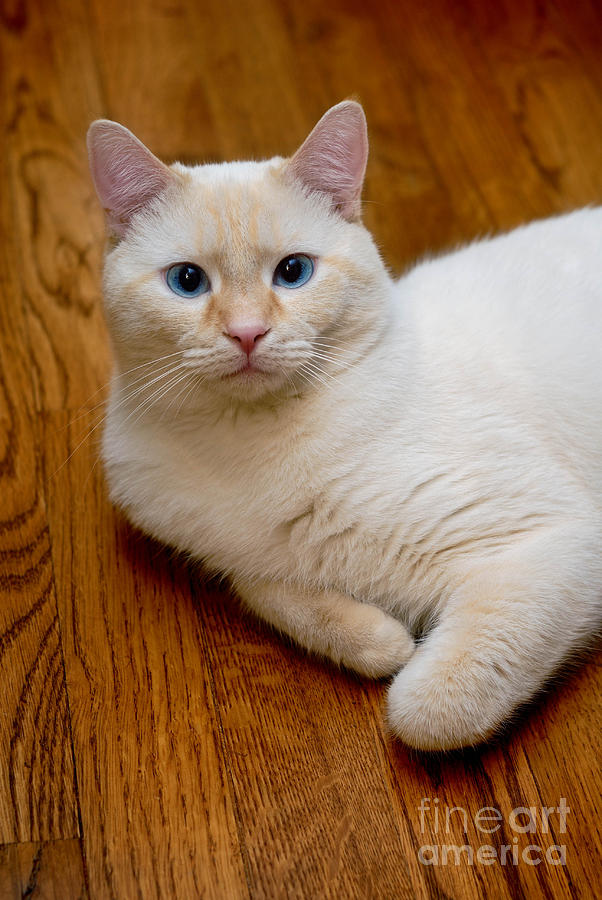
[88,101,389,407]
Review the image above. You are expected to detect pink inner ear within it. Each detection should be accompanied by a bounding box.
[87,121,176,237]
[288,101,368,221]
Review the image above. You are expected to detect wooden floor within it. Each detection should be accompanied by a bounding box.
[1,0,601,897]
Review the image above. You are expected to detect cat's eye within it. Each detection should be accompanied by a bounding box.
[273,255,314,289]
[166,263,210,298]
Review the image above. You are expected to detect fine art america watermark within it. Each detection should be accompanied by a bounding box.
[417,798,570,867]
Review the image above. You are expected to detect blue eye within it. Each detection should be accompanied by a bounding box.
[166,263,210,298]
[273,254,314,289]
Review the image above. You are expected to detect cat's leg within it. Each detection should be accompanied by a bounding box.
[233,576,415,678]
[387,523,602,750]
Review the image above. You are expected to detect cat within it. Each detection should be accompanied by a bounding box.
[87,101,602,750]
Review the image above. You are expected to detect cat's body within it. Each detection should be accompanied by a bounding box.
[88,103,602,750]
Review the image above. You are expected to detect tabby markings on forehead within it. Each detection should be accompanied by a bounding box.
[191,180,308,266]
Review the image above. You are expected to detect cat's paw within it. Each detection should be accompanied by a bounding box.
[340,606,415,679]
[386,654,502,750]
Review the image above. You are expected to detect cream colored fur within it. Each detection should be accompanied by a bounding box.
[88,103,602,750]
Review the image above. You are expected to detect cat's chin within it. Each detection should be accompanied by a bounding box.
[223,361,265,378]
[215,363,290,401]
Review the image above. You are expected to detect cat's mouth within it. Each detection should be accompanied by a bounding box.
[224,360,267,378]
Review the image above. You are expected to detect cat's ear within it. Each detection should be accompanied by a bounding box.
[288,101,368,221]
[87,120,177,238]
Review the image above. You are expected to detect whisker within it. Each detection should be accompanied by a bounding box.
[81,448,104,494]
[312,341,357,357]
[49,413,110,481]
[302,358,346,389]
[161,370,206,420]
[65,357,188,429]
[312,336,357,349]
[125,370,193,429]
[64,350,190,430]
[296,368,318,393]
[161,376,195,420]
[299,362,333,391]
[114,361,192,413]
[50,361,193,479]
[175,372,206,417]
[310,349,355,367]
[116,349,190,379]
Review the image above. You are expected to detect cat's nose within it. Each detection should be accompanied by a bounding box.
[224,323,269,357]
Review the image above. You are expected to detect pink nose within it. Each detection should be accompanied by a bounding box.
[224,323,269,357]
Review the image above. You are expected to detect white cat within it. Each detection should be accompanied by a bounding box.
[87,102,602,750]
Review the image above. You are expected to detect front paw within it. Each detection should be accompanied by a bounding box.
[386,654,504,749]
[340,606,415,679]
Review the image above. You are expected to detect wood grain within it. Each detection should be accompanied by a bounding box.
[0,0,601,896]
[0,32,79,842]
[43,414,247,900]
[0,840,87,900]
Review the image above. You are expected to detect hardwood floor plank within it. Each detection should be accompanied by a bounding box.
[0,31,79,843]
[196,583,422,899]
[43,413,248,900]
[1,0,110,413]
[517,661,602,899]
[0,839,87,900]
[0,357,78,843]
[462,0,602,209]
[375,707,589,899]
